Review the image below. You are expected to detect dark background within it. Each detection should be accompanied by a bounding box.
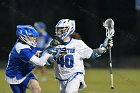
[0,0,140,68]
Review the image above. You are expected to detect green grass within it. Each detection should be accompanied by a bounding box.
[0,69,140,93]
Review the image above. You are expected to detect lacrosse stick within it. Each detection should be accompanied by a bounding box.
[103,18,115,89]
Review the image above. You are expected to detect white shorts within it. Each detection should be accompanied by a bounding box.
[58,72,87,93]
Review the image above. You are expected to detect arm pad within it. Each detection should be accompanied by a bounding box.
[90,47,106,59]
[30,53,51,66]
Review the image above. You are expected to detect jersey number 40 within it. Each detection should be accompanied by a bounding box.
[57,54,74,68]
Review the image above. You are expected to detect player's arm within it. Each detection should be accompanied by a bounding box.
[29,51,52,66]
[90,47,106,59]
[30,47,67,66]
[18,47,57,66]
[29,36,66,66]
[90,37,113,59]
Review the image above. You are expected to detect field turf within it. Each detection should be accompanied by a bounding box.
[0,69,140,93]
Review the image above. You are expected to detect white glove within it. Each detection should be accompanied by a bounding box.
[108,39,113,48]
[47,47,67,59]
[102,37,109,48]
[99,46,107,53]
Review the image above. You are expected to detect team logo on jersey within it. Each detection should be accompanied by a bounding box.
[67,48,75,53]
[56,48,75,53]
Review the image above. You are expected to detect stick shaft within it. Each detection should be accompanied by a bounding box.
[109,47,114,89]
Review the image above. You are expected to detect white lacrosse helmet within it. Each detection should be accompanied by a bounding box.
[55,19,75,40]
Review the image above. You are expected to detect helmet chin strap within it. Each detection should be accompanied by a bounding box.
[27,36,37,47]
[28,40,37,47]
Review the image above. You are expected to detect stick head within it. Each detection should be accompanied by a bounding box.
[103,18,115,39]
[103,18,114,29]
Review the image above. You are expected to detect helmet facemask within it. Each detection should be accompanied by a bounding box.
[19,32,38,47]
[26,36,37,47]
[55,27,69,39]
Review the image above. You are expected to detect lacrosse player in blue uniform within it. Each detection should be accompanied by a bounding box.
[5,25,56,93]
[34,22,52,51]
[53,19,113,93]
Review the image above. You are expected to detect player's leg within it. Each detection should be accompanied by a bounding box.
[28,79,41,93]
[10,79,29,93]
[41,66,47,81]
[10,84,22,93]
[65,73,85,93]
[23,73,41,93]
[59,80,67,93]
[65,78,79,93]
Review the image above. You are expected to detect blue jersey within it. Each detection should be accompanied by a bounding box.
[36,32,52,51]
[6,42,37,83]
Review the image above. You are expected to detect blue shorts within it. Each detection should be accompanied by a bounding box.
[10,73,37,93]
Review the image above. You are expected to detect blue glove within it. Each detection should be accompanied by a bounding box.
[45,47,67,65]
[50,36,64,47]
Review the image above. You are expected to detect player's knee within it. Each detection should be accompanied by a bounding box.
[31,84,41,93]
[29,79,41,93]
[33,86,41,93]
[38,87,41,93]
[32,86,41,93]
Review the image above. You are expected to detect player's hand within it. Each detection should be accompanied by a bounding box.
[108,39,113,48]
[102,37,109,48]
[35,51,42,57]
[50,36,64,47]
[102,37,113,48]
[99,45,107,53]
[44,48,67,65]
[54,48,67,59]
[60,48,67,56]
[44,47,67,64]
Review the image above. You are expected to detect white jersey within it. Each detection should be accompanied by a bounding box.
[54,38,93,80]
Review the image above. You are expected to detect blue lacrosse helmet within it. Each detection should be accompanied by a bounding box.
[16,25,39,47]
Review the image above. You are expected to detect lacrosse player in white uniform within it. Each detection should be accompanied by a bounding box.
[53,19,113,93]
